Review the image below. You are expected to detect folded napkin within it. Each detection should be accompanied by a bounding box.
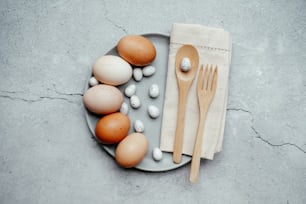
[160,23,232,160]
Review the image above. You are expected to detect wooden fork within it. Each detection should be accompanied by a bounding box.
[189,64,218,183]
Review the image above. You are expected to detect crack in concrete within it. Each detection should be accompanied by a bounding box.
[0,89,82,104]
[48,84,83,97]
[0,94,39,103]
[226,107,251,114]
[227,107,306,154]
[102,0,127,34]
[252,126,306,153]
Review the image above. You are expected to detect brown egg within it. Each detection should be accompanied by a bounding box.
[117,35,156,66]
[115,133,148,168]
[83,84,123,115]
[95,112,130,144]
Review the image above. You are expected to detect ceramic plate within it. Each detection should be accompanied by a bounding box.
[84,33,191,172]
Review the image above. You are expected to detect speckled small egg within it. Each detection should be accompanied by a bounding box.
[148,105,160,119]
[89,76,99,87]
[180,57,191,72]
[115,133,148,168]
[93,55,132,86]
[149,84,159,98]
[124,84,136,97]
[130,95,141,109]
[120,102,129,115]
[142,65,156,77]
[134,120,144,133]
[152,147,163,161]
[133,68,143,82]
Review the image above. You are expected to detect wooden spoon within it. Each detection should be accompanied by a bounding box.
[173,45,199,164]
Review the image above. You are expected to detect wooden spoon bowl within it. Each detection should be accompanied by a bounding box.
[175,45,199,81]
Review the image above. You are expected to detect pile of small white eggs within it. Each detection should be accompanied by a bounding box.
[122,83,160,118]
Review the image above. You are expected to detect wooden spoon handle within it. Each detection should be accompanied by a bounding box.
[189,110,208,183]
[173,87,188,164]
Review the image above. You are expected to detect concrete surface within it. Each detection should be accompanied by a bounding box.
[1,0,306,203]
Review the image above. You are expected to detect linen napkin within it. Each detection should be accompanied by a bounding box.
[160,23,232,160]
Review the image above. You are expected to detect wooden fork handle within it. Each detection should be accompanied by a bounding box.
[190,109,208,183]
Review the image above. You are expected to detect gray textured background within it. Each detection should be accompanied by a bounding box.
[1,0,306,204]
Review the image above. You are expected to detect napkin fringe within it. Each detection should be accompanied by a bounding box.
[171,42,231,52]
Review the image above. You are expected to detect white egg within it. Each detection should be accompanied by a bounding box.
[149,84,159,98]
[152,147,163,161]
[142,65,156,77]
[89,76,99,87]
[83,84,123,115]
[130,95,141,109]
[124,84,136,97]
[93,55,132,86]
[133,68,143,82]
[134,120,145,133]
[148,105,160,119]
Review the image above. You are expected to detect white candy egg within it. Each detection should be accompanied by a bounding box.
[89,76,99,87]
[149,84,159,98]
[142,65,156,77]
[134,120,145,133]
[124,84,136,97]
[130,95,141,109]
[133,68,143,82]
[148,105,160,119]
[152,147,163,161]
[120,102,129,115]
[180,57,191,72]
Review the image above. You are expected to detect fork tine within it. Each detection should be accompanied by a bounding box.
[207,65,214,90]
[203,64,209,90]
[197,65,204,91]
[211,65,218,92]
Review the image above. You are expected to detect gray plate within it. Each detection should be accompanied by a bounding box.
[84,33,191,172]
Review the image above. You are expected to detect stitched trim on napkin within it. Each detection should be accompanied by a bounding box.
[171,42,231,53]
